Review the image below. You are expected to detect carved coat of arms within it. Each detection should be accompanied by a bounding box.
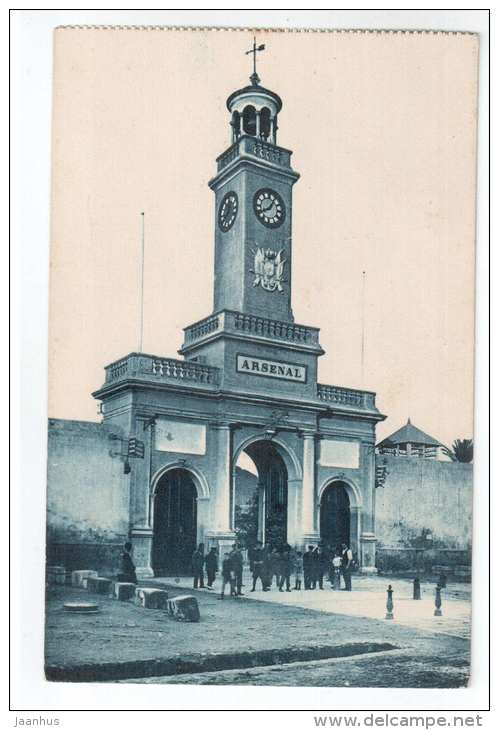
[251,247,286,293]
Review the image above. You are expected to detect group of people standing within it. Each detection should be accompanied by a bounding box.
[191,541,354,598]
[249,541,353,593]
[191,543,245,598]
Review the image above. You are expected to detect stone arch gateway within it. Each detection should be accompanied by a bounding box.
[92,65,385,577]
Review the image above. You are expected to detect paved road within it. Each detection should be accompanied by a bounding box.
[129,647,470,688]
[158,572,471,640]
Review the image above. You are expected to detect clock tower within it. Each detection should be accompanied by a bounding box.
[209,71,299,323]
[180,60,324,399]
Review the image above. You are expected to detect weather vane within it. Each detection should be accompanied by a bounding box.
[245,36,265,85]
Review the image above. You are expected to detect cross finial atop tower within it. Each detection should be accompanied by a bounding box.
[245,36,265,86]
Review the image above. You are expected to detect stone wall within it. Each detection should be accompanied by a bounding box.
[46,419,130,573]
[374,454,473,572]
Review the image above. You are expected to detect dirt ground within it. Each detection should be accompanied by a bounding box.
[45,581,469,687]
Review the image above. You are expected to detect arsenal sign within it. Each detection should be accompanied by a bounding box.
[236,355,307,383]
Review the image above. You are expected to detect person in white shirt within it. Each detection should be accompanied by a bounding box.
[331,551,342,590]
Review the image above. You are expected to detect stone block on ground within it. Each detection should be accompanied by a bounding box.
[86,576,112,594]
[71,570,98,588]
[167,594,200,622]
[135,587,169,609]
[112,582,136,601]
[47,566,67,585]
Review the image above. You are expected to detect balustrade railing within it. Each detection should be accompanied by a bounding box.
[105,353,219,387]
[217,144,239,171]
[150,357,217,384]
[183,310,320,348]
[317,383,376,410]
[251,140,284,165]
[107,357,129,381]
[185,314,221,342]
[216,136,292,172]
[232,313,318,344]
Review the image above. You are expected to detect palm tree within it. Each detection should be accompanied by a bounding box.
[442,439,473,463]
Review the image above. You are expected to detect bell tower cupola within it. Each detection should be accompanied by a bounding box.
[227,77,281,146]
[228,37,281,145]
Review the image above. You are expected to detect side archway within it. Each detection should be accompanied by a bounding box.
[150,463,209,577]
[318,478,362,556]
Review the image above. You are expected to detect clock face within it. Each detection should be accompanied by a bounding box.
[253,188,286,228]
[218,192,238,232]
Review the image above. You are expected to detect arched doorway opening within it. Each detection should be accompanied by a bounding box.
[152,468,197,576]
[234,440,288,549]
[320,481,351,551]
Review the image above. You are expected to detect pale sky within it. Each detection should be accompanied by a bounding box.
[49,28,477,446]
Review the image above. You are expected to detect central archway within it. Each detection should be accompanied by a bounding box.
[320,481,351,550]
[234,440,289,549]
[152,468,197,576]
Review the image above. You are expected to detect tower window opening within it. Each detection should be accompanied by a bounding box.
[260,107,271,140]
[242,105,257,136]
[231,110,241,141]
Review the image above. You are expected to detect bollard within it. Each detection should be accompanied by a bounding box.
[434,585,443,616]
[413,577,421,600]
[385,584,394,620]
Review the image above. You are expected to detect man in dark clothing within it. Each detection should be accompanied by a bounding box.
[341,543,353,591]
[230,544,244,596]
[247,543,257,574]
[118,541,137,584]
[303,545,315,590]
[278,544,293,592]
[262,545,272,591]
[250,541,265,591]
[220,553,235,599]
[205,547,218,589]
[192,543,205,589]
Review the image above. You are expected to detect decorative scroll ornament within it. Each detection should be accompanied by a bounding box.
[251,247,286,293]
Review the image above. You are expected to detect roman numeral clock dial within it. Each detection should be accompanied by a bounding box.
[253,188,286,228]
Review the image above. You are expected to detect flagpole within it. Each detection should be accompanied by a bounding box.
[139,212,145,353]
[361,270,366,388]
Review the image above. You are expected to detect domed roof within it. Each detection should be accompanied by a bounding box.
[226,77,282,113]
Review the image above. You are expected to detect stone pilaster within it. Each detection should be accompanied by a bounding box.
[359,441,377,572]
[205,422,236,550]
[300,431,319,546]
[257,481,265,543]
